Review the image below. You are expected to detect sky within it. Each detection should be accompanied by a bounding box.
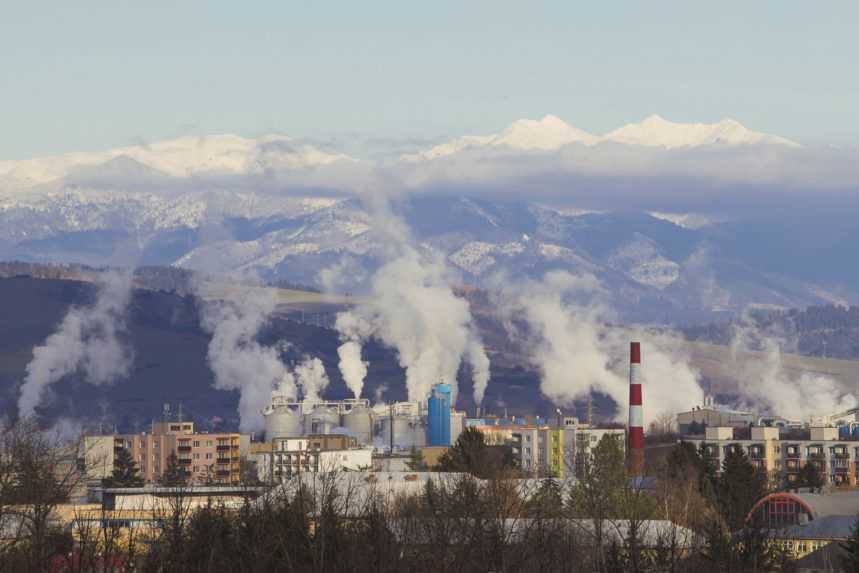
[1,1,858,160]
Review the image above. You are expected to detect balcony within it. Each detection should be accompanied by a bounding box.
[216,458,231,465]
[177,445,192,453]
[808,452,826,460]
[216,469,230,477]
[785,450,800,459]
[177,457,192,465]
[216,445,231,452]
[834,452,850,459]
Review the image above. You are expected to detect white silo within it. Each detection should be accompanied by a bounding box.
[304,405,340,435]
[342,404,374,444]
[264,406,303,440]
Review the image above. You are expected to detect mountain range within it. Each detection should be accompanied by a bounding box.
[0,115,856,323]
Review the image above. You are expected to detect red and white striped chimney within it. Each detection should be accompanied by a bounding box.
[628,341,645,476]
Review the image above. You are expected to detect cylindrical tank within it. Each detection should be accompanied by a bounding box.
[381,415,414,450]
[304,406,340,435]
[342,405,373,445]
[264,406,303,440]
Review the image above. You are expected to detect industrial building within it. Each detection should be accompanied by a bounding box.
[83,420,248,485]
[262,383,465,451]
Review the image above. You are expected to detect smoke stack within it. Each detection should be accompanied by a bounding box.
[628,341,645,477]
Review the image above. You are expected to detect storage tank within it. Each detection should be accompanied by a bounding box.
[381,415,415,450]
[264,406,303,440]
[304,405,340,435]
[427,384,452,446]
[342,405,373,444]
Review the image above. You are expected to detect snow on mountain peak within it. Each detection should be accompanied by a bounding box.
[401,115,596,161]
[604,115,799,149]
[0,134,356,190]
[401,114,799,162]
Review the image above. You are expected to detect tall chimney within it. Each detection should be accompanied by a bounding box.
[628,341,645,477]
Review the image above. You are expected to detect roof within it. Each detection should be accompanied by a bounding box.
[793,492,859,519]
[750,491,859,522]
[777,516,857,540]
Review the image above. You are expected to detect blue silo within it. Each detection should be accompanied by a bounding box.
[427,383,452,446]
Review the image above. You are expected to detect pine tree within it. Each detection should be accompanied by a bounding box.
[104,447,144,487]
[841,513,859,573]
[160,452,187,487]
[718,448,767,531]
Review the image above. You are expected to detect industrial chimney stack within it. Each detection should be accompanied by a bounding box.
[628,341,645,477]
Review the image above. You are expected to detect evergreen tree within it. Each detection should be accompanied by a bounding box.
[160,452,187,487]
[436,427,515,477]
[841,513,859,573]
[718,448,767,531]
[104,447,144,487]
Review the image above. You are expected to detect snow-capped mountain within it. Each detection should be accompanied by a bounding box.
[0,134,355,190]
[401,114,799,161]
[0,121,853,323]
[603,115,799,149]
[401,115,597,161]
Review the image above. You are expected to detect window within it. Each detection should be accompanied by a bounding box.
[193,440,200,447]
[170,425,180,431]
[193,453,200,460]
[206,453,213,459]
[207,440,213,447]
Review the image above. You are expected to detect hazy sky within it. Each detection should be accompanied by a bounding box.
[2,1,857,159]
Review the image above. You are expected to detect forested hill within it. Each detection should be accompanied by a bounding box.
[683,305,859,359]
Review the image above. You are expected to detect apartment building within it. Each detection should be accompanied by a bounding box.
[84,421,248,485]
[509,425,625,478]
[688,426,856,486]
[257,435,373,483]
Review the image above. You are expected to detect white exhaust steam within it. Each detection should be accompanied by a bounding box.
[200,285,297,433]
[17,271,134,418]
[729,311,857,420]
[330,194,490,406]
[491,270,703,425]
[295,356,330,403]
[337,340,369,400]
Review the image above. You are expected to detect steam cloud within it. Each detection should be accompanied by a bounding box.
[200,284,297,433]
[332,194,491,406]
[729,311,857,420]
[295,356,330,403]
[337,340,369,400]
[17,271,134,418]
[491,270,703,425]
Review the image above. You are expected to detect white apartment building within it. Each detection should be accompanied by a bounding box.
[510,425,625,478]
[687,426,857,486]
[257,437,373,483]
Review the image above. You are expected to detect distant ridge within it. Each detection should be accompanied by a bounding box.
[402,114,799,160]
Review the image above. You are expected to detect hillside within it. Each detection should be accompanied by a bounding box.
[0,276,562,431]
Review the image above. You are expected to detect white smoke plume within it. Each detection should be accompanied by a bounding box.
[295,356,330,403]
[337,341,369,399]
[17,271,134,418]
[331,193,490,405]
[729,311,856,421]
[200,284,297,433]
[491,270,703,425]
